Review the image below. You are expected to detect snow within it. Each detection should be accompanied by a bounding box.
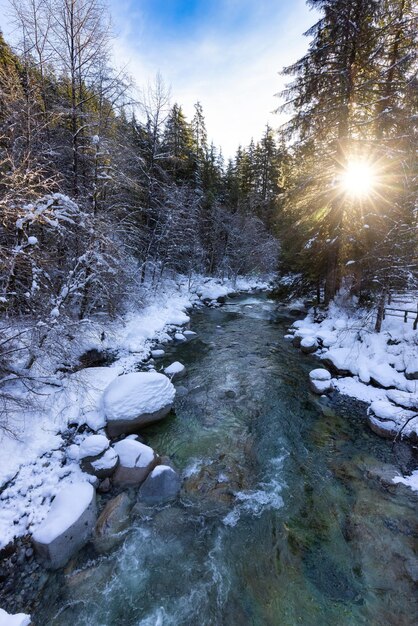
[405,356,418,379]
[164,361,185,376]
[151,349,165,358]
[150,465,174,478]
[0,273,270,548]
[289,291,418,441]
[368,400,417,431]
[392,470,418,492]
[309,368,331,381]
[53,366,123,431]
[32,482,94,544]
[174,333,186,341]
[27,236,38,245]
[112,439,154,469]
[102,372,175,422]
[300,336,317,349]
[183,330,197,338]
[91,447,118,470]
[0,609,31,626]
[78,435,109,459]
[386,389,418,410]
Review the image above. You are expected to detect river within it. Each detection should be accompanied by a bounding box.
[32,295,418,625]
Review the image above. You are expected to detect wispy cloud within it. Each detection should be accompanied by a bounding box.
[110,0,316,157]
[0,0,317,158]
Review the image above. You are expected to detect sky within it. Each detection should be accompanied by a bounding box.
[0,0,317,158]
[109,0,317,157]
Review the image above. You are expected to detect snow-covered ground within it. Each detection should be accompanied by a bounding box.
[0,274,270,550]
[288,291,418,488]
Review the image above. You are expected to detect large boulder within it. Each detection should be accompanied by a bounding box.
[103,372,175,437]
[138,465,181,505]
[32,482,96,570]
[112,439,159,486]
[309,368,333,394]
[94,492,132,553]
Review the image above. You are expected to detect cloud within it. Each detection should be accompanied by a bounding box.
[110,0,316,158]
[0,0,317,158]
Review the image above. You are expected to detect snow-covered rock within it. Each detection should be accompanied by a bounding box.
[151,349,165,358]
[137,465,181,505]
[77,435,118,478]
[164,361,186,381]
[174,332,186,342]
[309,368,333,394]
[79,435,109,459]
[102,372,175,437]
[0,609,31,626]
[112,439,158,486]
[393,470,418,492]
[85,448,119,478]
[32,482,96,569]
[405,356,418,380]
[367,400,418,441]
[300,336,318,354]
[386,389,418,411]
[183,330,197,340]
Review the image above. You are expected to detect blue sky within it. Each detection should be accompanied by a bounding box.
[110,0,317,156]
[0,0,317,157]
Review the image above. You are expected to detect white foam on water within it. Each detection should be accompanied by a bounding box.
[223,456,286,527]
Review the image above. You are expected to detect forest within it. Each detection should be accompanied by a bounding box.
[0,0,417,624]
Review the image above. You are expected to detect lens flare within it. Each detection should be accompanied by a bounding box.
[341,160,376,198]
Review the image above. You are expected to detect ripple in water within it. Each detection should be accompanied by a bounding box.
[223,455,286,527]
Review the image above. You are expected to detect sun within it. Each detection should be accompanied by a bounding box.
[340,160,377,198]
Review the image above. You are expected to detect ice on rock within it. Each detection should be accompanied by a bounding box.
[0,609,31,626]
[79,434,109,459]
[32,482,96,569]
[103,372,175,437]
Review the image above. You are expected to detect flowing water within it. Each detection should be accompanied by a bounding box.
[33,295,417,625]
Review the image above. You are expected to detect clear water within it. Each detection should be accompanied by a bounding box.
[33,296,418,625]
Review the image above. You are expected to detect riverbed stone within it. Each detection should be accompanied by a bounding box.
[32,483,96,570]
[112,439,159,486]
[94,493,132,553]
[137,465,181,504]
